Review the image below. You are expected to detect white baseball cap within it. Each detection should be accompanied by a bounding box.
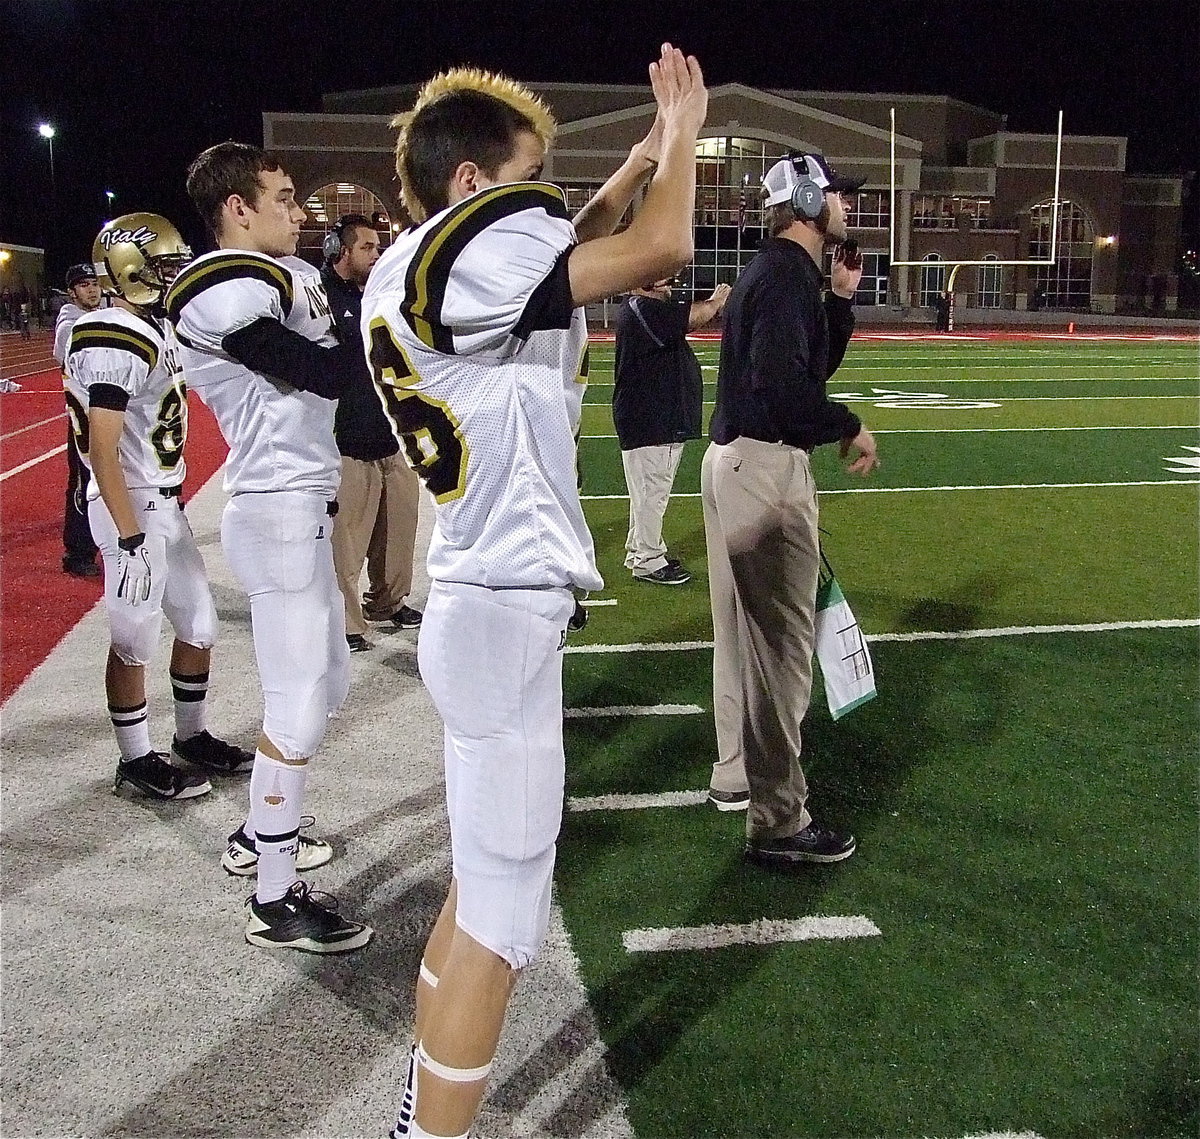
[762,152,866,207]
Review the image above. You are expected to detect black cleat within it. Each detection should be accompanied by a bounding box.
[346,633,371,653]
[245,881,373,954]
[114,751,211,800]
[172,730,254,774]
[388,604,423,630]
[63,557,101,578]
[222,819,334,877]
[745,821,856,866]
[634,563,691,586]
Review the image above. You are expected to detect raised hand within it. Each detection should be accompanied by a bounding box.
[648,43,707,136]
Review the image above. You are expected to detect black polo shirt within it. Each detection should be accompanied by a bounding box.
[709,237,860,450]
[612,294,704,451]
[321,263,398,463]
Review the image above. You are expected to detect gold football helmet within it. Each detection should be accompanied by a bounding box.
[92,212,192,308]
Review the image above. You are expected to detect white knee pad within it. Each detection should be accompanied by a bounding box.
[453,846,556,971]
[262,675,333,761]
[108,604,165,667]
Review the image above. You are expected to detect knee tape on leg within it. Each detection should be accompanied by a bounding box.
[416,1042,492,1084]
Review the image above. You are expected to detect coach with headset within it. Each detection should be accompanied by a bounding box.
[701,151,879,865]
[320,215,422,652]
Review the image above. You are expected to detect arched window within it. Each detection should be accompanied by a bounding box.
[977,254,1002,308]
[1028,199,1093,309]
[299,183,393,263]
[919,253,945,307]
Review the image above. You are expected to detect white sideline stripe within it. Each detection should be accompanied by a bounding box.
[622,915,882,953]
[579,425,1200,440]
[564,703,703,718]
[952,1132,1045,1139]
[580,478,1200,501]
[869,618,1200,642]
[566,618,1199,656]
[567,640,714,655]
[0,412,65,440]
[580,597,617,607]
[568,790,711,812]
[0,443,66,481]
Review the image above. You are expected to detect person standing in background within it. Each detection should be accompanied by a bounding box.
[54,263,105,577]
[320,214,422,653]
[613,276,730,585]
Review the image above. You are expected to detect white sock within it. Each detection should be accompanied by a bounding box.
[248,751,308,903]
[390,1040,418,1138]
[170,668,208,740]
[110,701,151,760]
[410,1122,467,1139]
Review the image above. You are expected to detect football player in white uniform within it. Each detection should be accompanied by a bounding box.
[167,142,370,954]
[66,213,254,801]
[363,45,707,1139]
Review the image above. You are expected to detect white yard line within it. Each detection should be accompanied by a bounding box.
[580,597,617,607]
[580,478,1200,501]
[622,916,882,953]
[566,618,1198,656]
[564,703,703,718]
[0,443,66,481]
[568,790,711,812]
[0,412,65,440]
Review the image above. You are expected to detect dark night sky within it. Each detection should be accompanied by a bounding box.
[3,0,1196,277]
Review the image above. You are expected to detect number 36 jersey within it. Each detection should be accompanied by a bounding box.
[65,305,187,492]
[360,181,602,591]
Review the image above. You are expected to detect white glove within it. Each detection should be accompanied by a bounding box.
[116,533,153,605]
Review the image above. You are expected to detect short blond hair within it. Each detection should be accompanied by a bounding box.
[393,69,556,223]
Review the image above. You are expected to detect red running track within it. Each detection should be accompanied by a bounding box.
[1,331,228,704]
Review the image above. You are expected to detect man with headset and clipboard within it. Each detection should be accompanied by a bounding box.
[701,151,880,861]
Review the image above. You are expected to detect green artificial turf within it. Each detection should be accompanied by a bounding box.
[553,337,1199,1138]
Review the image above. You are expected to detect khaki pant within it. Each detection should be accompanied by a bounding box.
[701,438,820,840]
[621,442,684,575]
[331,454,420,637]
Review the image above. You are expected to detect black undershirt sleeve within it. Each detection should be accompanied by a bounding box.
[88,382,130,412]
[221,317,352,401]
[511,248,575,340]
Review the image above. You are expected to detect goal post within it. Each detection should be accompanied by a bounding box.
[887,108,1066,313]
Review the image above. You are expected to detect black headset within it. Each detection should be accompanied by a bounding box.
[322,214,371,263]
[786,152,826,221]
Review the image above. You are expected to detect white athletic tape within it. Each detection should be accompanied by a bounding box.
[418,960,439,989]
[416,1042,492,1083]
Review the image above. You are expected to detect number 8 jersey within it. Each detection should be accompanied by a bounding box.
[64,306,187,493]
[360,181,602,591]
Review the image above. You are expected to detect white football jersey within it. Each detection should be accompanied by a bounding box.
[360,181,600,591]
[64,306,187,492]
[54,303,84,366]
[165,248,340,496]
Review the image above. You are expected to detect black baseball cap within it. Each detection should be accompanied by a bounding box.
[65,263,98,288]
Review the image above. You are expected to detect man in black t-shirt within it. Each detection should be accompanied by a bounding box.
[613,279,729,584]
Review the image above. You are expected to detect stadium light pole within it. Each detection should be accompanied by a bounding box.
[105,189,115,218]
[37,123,56,198]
